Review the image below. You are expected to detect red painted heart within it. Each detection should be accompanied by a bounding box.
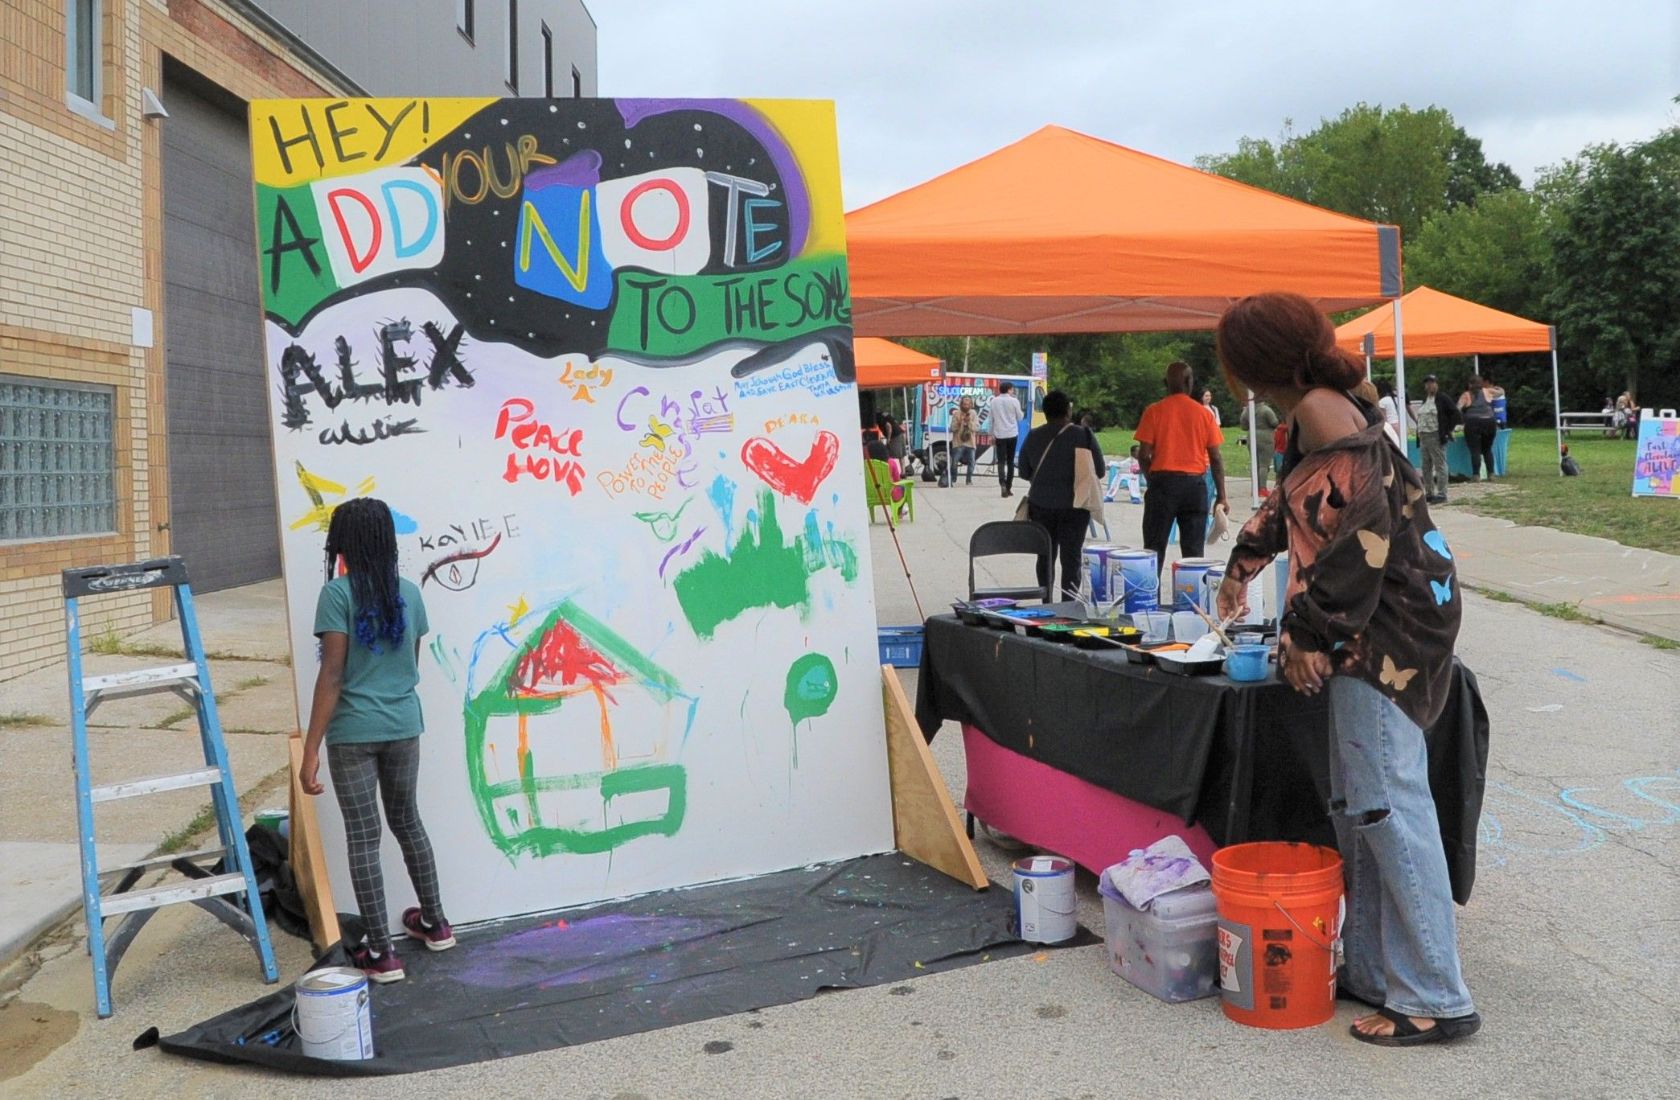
[741,431,841,505]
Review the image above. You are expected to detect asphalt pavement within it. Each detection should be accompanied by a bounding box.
[2,470,1676,1099]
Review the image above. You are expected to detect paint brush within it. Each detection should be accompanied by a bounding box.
[1190,602,1237,649]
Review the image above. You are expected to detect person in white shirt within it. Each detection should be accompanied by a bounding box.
[1200,389,1222,426]
[1376,380,1410,448]
[988,382,1025,498]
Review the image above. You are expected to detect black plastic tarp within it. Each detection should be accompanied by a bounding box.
[156,852,1048,1076]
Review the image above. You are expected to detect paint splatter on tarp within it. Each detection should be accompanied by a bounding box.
[156,853,1051,1077]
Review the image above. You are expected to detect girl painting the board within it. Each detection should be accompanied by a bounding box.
[300,498,456,981]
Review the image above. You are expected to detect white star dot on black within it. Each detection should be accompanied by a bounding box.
[549,105,558,113]
[624,138,632,148]
[464,132,471,140]
[489,318,495,324]
[500,118,509,126]
[696,148,704,157]
[694,123,703,131]
[500,241,507,247]
[474,274,481,280]
[508,296,515,302]
[576,121,585,129]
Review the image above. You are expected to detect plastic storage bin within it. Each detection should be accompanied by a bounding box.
[1099,880,1221,1002]
[877,626,925,668]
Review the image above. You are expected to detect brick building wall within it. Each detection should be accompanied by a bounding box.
[0,0,352,678]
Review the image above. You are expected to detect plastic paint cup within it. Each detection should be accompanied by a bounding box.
[1134,610,1172,644]
[1172,611,1209,643]
[1224,644,1269,682]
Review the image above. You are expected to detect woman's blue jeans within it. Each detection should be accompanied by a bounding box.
[1327,675,1475,1018]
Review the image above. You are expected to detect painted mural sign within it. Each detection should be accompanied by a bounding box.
[251,98,892,926]
[1631,410,1680,498]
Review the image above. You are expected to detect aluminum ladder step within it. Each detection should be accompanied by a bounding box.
[82,662,200,697]
[99,872,249,916]
[101,847,226,876]
[89,767,224,803]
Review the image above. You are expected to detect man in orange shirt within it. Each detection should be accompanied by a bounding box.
[1135,362,1228,579]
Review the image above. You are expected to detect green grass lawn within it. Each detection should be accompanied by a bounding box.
[1462,429,1680,553]
[1093,425,1679,553]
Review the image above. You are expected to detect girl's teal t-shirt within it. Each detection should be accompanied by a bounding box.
[312,576,428,744]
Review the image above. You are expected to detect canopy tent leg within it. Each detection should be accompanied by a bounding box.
[1246,392,1261,510]
[1551,338,1564,477]
[1392,298,1410,458]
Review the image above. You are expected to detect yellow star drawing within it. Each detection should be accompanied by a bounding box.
[288,462,376,532]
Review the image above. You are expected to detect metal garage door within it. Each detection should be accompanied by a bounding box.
[162,71,279,592]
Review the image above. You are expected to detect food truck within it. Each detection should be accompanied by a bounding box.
[912,372,1039,481]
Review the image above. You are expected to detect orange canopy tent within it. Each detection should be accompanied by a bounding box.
[853,337,944,389]
[846,125,1400,338]
[846,124,1404,502]
[1335,286,1564,471]
[1335,286,1554,357]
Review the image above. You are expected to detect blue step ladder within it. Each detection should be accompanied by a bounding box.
[62,557,278,1018]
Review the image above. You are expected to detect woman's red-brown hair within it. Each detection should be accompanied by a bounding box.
[1215,292,1365,397]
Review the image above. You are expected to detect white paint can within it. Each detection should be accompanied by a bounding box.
[293,966,373,1060]
[1013,855,1077,944]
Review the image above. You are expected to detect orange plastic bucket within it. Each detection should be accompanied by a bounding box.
[1210,842,1343,1029]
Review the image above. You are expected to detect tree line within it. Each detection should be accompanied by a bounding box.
[904,101,1680,428]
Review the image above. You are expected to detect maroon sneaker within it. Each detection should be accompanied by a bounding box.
[402,906,457,951]
[349,943,405,983]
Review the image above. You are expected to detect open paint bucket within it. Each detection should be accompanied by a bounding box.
[1171,558,1222,610]
[1082,544,1118,604]
[1210,842,1342,1030]
[293,966,373,1060]
[1013,856,1077,944]
[254,808,289,839]
[1113,549,1159,612]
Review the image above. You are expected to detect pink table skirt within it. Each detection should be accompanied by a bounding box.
[962,723,1217,874]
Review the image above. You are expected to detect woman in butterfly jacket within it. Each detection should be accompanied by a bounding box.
[1211,292,1479,1049]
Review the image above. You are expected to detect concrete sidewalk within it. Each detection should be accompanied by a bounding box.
[1429,506,1680,641]
[2,478,1676,1097]
[3,482,1675,969]
[0,581,299,966]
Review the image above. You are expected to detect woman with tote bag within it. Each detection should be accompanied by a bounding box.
[1018,390,1107,600]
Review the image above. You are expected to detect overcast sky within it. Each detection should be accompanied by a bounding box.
[598,0,1679,209]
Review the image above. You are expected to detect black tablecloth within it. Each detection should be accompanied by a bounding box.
[914,615,1490,903]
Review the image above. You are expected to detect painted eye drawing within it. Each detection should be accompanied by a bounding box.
[422,533,504,592]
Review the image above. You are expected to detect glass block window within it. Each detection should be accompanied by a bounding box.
[0,376,117,541]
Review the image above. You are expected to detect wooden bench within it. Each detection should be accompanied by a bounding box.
[1560,411,1614,436]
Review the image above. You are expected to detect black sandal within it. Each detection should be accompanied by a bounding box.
[1351,1006,1482,1047]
